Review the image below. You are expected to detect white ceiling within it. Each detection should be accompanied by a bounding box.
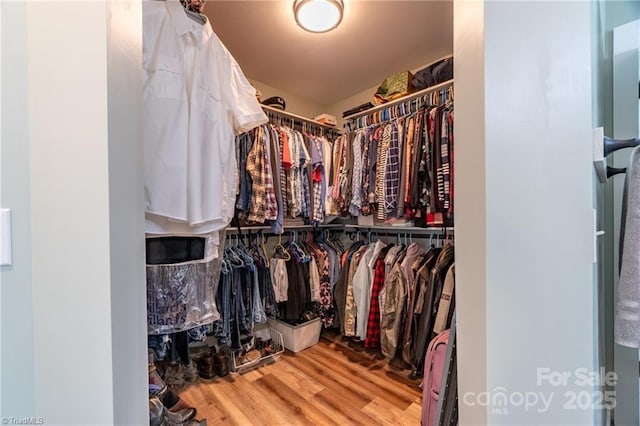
[204,1,453,106]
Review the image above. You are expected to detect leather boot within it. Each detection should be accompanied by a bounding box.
[149,396,165,426]
[213,351,229,377]
[183,360,199,383]
[152,386,180,411]
[196,353,216,380]
[149,396,197,425]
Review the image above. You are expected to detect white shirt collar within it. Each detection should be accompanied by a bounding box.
[166,1,210,47]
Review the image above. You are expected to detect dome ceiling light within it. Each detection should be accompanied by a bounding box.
[293,0,344,33]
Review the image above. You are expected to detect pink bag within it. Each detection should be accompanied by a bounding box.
[421,329,450,426]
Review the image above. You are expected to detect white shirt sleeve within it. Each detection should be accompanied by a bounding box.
[212,38,267,134]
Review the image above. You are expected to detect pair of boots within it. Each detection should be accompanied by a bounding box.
[150,365,200,422]
[196,347,229,379]
[149,395,206,426]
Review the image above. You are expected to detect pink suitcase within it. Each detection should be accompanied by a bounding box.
[421,329,450,426]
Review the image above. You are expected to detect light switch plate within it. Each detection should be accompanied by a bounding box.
[1,208,12,266]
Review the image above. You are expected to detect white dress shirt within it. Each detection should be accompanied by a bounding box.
[143,1,267,236]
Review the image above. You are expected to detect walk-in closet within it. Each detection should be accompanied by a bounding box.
[2,0,608,425]
[144,1,456,425]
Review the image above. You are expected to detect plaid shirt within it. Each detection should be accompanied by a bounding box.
[263,127,278,221]
[245,125,267,223]
[365,255,387,348]
[384,122,400,215]
[376,124,392,220]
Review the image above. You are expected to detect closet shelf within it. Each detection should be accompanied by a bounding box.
[262,104,340,133]
[342,78,454,121]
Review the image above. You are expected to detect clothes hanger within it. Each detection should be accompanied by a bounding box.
[275,233,291,261]
[330,230,345,252]
[225,241,245,268]
[236,239,255,267]
[288,231,303,262]
[259,231,270,267]
[180,1,207,25]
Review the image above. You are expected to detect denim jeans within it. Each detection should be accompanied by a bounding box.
[236,133,253,212]
[214,269,232,345]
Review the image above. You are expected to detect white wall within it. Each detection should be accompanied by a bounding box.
[1,1,35,417]
[325,86,374,130]
[106,2,148,424]
[0,1,146,424]
[455,1,596,424]
[249,78,325,119]
[28,2,113,423]
[453,1,487,423]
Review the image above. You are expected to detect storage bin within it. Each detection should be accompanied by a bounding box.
[267,317,322,353]
[231,327,285,374]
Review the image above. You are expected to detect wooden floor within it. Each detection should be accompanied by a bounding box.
[180,333,423,425]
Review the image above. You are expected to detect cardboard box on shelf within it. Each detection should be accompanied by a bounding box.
[313,113,337,127]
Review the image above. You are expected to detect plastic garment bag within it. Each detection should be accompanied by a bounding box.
[147,230,226,335]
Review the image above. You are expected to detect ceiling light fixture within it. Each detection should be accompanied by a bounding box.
[293,0,344,33]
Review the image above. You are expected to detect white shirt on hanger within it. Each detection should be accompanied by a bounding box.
[143,1,267,236]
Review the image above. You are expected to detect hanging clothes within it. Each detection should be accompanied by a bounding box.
[143,0,267,235]
[364,245,393,348]
[236,124,335,231]
[214,235,273,348]
[379,247,408,358]
[338,96,454,227]
[412,243,455,378]
[332,234,455,373]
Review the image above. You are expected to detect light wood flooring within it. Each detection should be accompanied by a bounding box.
[180,333,423,425]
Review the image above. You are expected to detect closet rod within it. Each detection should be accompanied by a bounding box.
[345,230,452,240]
[261,104,340,133]
[342,78,454,122]
[344,224,454,234]
[225,224,452,235]
[226,224,344,235]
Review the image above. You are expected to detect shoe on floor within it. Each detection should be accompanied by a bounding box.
[183,360,199,383]
[149,396,197,425]
[162,362,186,390]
